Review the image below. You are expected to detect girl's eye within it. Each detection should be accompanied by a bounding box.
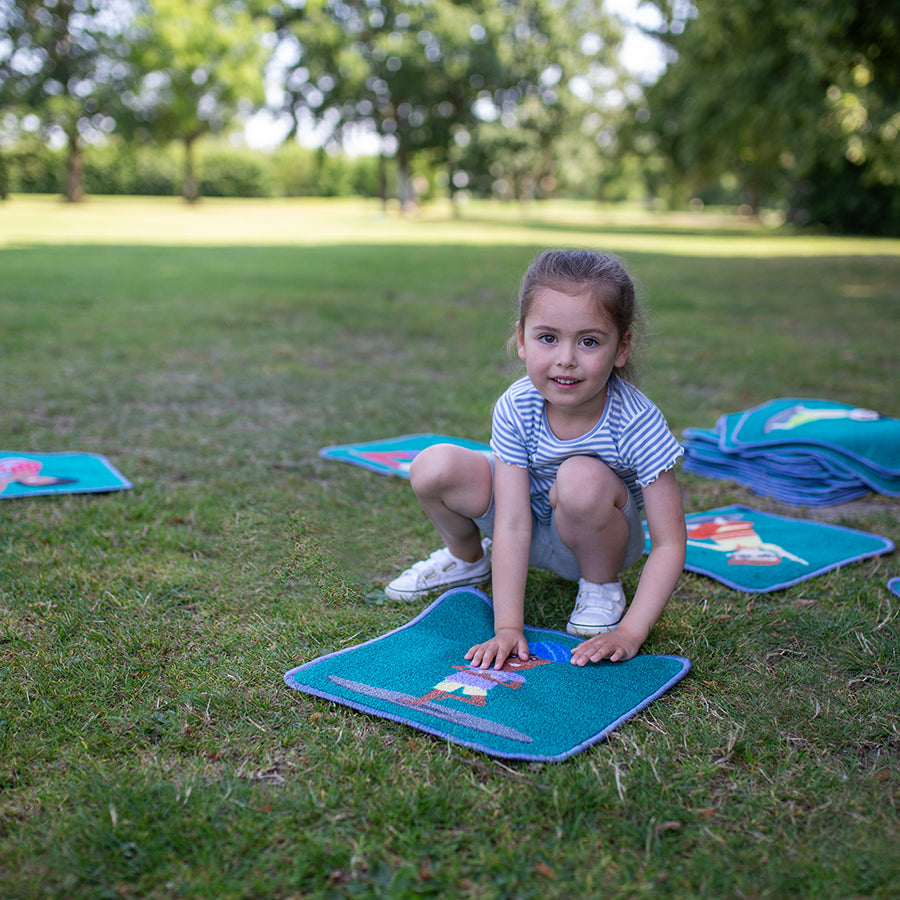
[581,337,598,348]
[538,334,556,344]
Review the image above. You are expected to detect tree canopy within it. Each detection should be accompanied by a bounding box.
[634,0,900,233]
[270,0,627,205]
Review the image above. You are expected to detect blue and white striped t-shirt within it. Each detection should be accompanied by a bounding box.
[489,375,684,523]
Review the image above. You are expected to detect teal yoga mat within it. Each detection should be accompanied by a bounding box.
[648,505,895,593]
[319,433,491,478]
[284,588,691,762]
[0,452,131,498]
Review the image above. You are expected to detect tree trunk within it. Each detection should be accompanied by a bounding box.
[378,153,388,211]
[65,132,84,203]
[745,183,762,217]
[396,136,414,211]
[182,136,199,203]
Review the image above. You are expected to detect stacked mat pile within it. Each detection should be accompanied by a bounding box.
[682,398,900,507]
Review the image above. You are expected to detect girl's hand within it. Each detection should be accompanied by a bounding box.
[569,628,643,665]
[465,628,529,671]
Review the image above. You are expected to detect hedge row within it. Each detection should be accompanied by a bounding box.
[0,138,394,199]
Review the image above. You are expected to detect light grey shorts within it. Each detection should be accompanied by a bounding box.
[472,457,645,583]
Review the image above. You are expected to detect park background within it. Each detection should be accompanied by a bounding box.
[1,0,898,234]
[1,1,899,898]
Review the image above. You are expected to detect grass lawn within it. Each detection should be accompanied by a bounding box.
[1,195,898,899]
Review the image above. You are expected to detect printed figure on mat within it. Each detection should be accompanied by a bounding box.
[0,457,76,494]
[764,403,880,433]
[406,651,554,708]
[385,250,686,669]
[686,513,808,568]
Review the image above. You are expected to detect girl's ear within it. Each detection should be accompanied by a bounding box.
[516,321,527,361]
[614,330,632,369]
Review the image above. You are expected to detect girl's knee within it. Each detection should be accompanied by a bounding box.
[409,444,487,494]
[554,456,627,516]
[409,444,451,491]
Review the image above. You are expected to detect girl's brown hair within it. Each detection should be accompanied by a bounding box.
[517,249,645,383]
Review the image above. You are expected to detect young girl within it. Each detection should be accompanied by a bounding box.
[385,249,686,670]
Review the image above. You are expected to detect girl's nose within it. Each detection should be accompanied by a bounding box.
[556,341,576,366]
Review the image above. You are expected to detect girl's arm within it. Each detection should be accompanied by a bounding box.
[465,459,533,670]
[571,468,686,665]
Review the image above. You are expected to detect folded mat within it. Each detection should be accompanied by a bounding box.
[284,587,690,762]
[319,434,491,478]
[0,452,131,498]
[648,505,895,593]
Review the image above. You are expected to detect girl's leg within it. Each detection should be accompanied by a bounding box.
[408,444,493,562]
[550,456,629,583]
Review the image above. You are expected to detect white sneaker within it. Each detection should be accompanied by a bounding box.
[385,539,491,601]
[566,579,627,637]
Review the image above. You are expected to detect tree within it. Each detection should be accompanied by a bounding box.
[270,0,626,206]
[633,0,900,233]
[121,0,268,201]
[270,0,500,206]
[0,0,134,201]
[454,0,629,201]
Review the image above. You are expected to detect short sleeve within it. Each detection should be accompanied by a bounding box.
[489,390,531,469]
[618,403,684,488]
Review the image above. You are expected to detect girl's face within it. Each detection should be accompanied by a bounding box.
[517,287,630,429]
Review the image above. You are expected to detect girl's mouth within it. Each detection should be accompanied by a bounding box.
[551,377,581,386]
